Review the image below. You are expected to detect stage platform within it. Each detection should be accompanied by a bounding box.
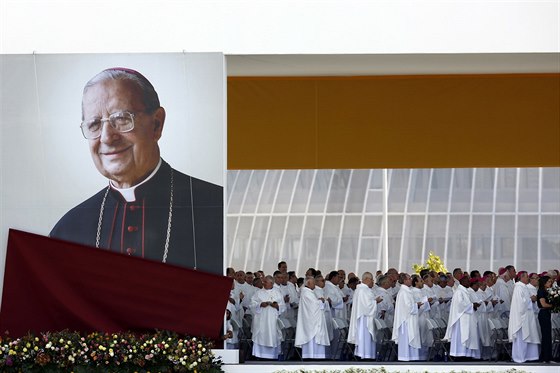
[221,361,558,373]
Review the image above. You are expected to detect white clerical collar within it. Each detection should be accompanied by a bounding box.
[110,159,162,202]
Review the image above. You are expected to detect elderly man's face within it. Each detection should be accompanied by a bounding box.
[263,278,273,290]
[82,79,165,188]
[235,271,246,284]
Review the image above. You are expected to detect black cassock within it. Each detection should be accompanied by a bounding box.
[50,160,223,274]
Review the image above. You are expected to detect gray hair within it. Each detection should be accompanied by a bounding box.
[361,271,373,281]
[82,68,161,119]
[305,276,315,287]
[378,275,390,286]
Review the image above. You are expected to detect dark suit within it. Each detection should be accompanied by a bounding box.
[50,159,223,274]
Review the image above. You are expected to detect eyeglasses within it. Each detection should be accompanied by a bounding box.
[80,111,136,139]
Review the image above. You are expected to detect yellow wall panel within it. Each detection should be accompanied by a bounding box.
[228,74,560,169]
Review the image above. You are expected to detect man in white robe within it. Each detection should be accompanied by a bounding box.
[508,272,540,363]
[452,268,463,290]
[374,275,395,327]
[274,271,297,324]
[228,280,244,339]
[295,277,330,359]
[527,273,541,335]
[250,275,286,359]
[386,268,400,300]
[233,270,255,315]
[348,272,382,359]
[468,278,490,359]
[324,270,347,359]
[477,277,494,360]
[493,270,511,317]
[437,275,454,321]
[411,275,431,360]
[224,302,239,349]
[325,271,346,320]
[422,274,441,320]
[444,276,481,360]
[314,275,334,343]
[392,273,423,361]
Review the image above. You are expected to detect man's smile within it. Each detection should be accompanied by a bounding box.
[100,145,132,156]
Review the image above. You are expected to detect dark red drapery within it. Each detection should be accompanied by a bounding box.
[0,229,231,339]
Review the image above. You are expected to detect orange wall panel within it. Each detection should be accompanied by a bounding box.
[228,74,560,169]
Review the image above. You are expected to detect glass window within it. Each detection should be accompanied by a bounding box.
[429,169,452,212]
[470,215,492,271]
[241,170,266,214]
[401,216,425,273]
[542,168,560,212]
[257,170,282,214]
[447,215,469,270]
[228,170,251,214]
[230,216,253,270]
[450,168,473,213]
[363,215,382,237]
[369,169,383,189]
[542,215,560,270]
[518,215,538,271]
[308,170,332,213]
[317,215,342,270]
[473,168,495,212]
[291,170,313,213]
[274,170,299,213]
[297,216,322,274]
[425,215,447,263]
[494,215,515,265]
[365,190,383,213]
[338,216,361,273]
[245,216,270,272]
[388,169,409,212]
[281,216,304,270]
[519,168,539,212]
[326,170,351,213]
[387,215,403,269]
[408,169,430,212]
[227,167,560,275]
[496,168,516,212]
[263,216,287,268]
[346,169,369,213]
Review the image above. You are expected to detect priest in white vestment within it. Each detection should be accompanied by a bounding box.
[224,302,239,349]
[444,276,481,359]
[411,275,432,360]
[468,278,491,360]
[392,273,423,361]
[494,270,512,317]
[508,272,540,363]
[348,272,382,359]
[527,273,541,336]
[423,275,441,320]
[314,275,334,343]
[477,277,494,360]
[234,270,255,315]
[325,270,346,358]
[437,275,454,322]
[374,275,395,327]
[295,277,330,359]
[274,272,295,322]
[250,275,286,359]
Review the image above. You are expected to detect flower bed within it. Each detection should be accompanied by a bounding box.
[0,330,223,372]
[548,284,560,313]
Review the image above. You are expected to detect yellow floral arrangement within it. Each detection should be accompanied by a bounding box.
[413,251,448,274]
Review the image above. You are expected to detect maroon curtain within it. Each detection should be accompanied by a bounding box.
[0,229,231,339]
